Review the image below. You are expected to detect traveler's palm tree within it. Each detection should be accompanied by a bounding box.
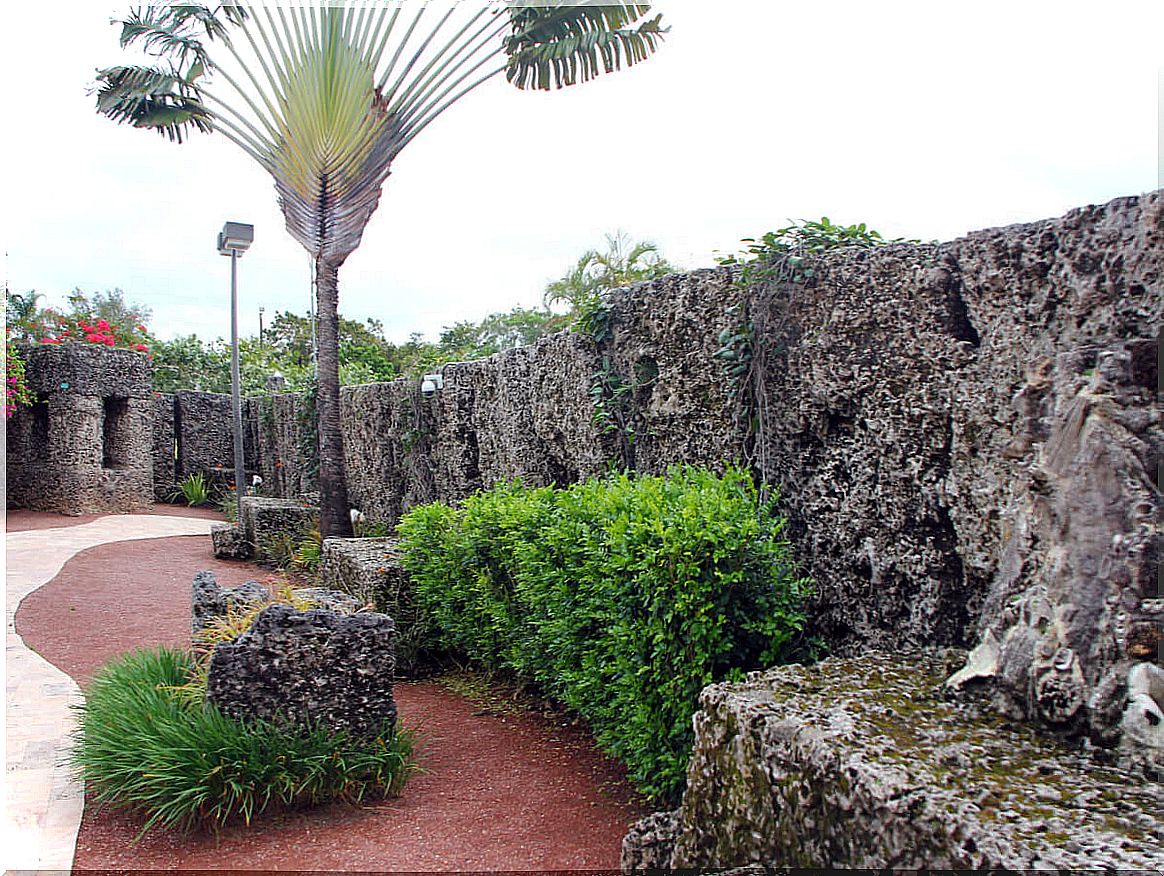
[96,2,666,536]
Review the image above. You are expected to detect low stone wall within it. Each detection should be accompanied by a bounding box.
[240,496,318,566]
[622,652,1164,872]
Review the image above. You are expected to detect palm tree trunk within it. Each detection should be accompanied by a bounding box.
[315,255,354,538]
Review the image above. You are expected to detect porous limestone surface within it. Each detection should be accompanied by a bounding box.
[240,496,318,565]
[191,571,269,634]
[318,537,429,675]
[628,652,1163,872]
[206,603,397,739]
[209,521,250,560]
[7,344,154,513]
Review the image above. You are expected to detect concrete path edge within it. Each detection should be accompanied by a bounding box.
[5,514,214,873]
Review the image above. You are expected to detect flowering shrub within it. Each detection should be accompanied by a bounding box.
[5,332,34,418]
[36,309,151,355]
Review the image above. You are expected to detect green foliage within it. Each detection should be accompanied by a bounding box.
[291,524,324,574]
[216,488,238,523]
[545,231,679,325]
[5,288,45,341]
[398,466,811,803]
[173,472,211,506]
[72,646,416,835]
[354,519,392,539]
[717,217,912,289]
[5,333,34,419]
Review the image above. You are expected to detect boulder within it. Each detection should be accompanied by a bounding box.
[206,604,397,739]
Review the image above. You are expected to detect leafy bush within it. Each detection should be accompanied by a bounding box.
[73,647,415,835]
[398,465,811,802]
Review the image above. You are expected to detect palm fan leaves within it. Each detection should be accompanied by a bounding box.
[95,1,667,537]
[96,2,667,262]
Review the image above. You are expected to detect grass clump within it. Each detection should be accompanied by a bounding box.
[72,646,416,836]
[398,464,811,803]
[172,472,211,506]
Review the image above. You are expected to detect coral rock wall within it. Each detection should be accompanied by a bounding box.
[6,344,154,514]
[247,192,1162,745]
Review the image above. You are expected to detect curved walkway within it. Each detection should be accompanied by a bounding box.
[5,513,214,872]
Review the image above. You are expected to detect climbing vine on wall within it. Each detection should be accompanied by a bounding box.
[715,217,914,479]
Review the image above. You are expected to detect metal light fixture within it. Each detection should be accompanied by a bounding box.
[219,220,254,525]
[420,373,444,396]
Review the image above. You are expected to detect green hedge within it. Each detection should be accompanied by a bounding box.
[398,465,810,802]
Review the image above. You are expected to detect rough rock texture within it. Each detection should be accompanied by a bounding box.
[191,571,270,635]
[238,191,1161,750]
[620,809,679,873]
[318,537,430,675]
[942,196,1163,744]
[750,244,980,651]
[173,389,260,493]
[210,522,251,560]
[240,496,318,566]
[627,652,1164,872]
[340,331,612,527]
[291,587,363,615]
[6,344,154,514]
[206,603,397,739]
[604,268,748,474]
[342,380,440,526]
[247,393,316,499]
[747,192,1162,748]
[152,392,176,502]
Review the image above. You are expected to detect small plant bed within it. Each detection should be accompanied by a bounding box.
[72,576,417,836]
[72,647,416,835]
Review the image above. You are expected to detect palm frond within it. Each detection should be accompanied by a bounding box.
[504,3,666,90]
[95,64,213,142]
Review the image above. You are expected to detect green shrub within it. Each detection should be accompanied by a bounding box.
[173,472,211,506]
[398,465,811,802]
[72,647,416,836]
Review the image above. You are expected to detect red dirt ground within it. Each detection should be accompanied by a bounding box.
[12,509,646,873]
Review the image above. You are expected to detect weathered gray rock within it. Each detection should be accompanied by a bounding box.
[202,190,1160,752]
[174,390,240,489]
[6,344,154,514]
[1120,662,1164,776]
[291,587,362,615]
[210,522,251,560]
[620,809,679,873]
[318,537,430,675]
[152,391,176,502]
[633,652,1164,872]
[247,393,316,499]
[191,571,269,635]
[240,496,318,566]
[206,603,397,739]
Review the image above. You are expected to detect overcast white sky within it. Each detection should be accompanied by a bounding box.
[2,1,1161,344]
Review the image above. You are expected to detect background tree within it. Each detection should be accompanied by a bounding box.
[96,2,666,537]
[5,289,45,341]
[544,230,678,315]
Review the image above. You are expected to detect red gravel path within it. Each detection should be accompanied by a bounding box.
[13,511,646,872]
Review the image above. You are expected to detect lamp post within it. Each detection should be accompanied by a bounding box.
[218,221,254,525]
